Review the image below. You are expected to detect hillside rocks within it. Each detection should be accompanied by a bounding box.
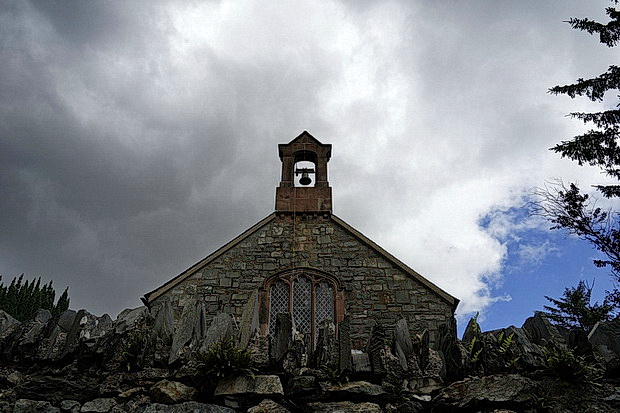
[0,307,618,412]
[432,374,540,411]
[589,318,620,376]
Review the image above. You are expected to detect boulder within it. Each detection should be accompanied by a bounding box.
[0,310,20,338]
[305,401,383,413]
[118,387,145,399]
[114,307,149,335]
[286,375,317,396]
[60,399,81,412]
[247,399,290,413]
[321,381,386,400]
[56,310,78,332]
[392,400,424,413]
[63,310,113,357]
[214,375,283,398]
[150,380,196,404]
[432,374,539,411]
[589,319,620,377]
[79,398,118,412]
[6,370,24,386]
[8,310,52,358]
[141,402,235,413]
[408,376,444,394]
[496,326,544,371]
[15,375,99,403]
[522,313,567,346]
[13,399,60,413]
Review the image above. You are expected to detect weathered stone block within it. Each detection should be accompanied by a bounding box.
[305,401,382,413]
[214,375,283,397]
[150,380,197,404]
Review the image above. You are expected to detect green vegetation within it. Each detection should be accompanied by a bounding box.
[466,312,482,364]
[197,338,256,379]
[540,280,614,332]
[542,343,601,385]
[496,331,520,370]
[0,274,70,321]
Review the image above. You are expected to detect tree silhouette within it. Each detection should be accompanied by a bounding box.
[533,1,620,308]
[0,274,70,321]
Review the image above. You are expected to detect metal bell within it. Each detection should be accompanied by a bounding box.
[299,172,312,186]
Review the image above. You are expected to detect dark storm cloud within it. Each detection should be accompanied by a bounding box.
[0,0,341,315]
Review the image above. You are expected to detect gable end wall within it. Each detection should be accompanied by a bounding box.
[151,218,454,348]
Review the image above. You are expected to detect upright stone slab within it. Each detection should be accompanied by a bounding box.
[169,302,200,363]
[151,299,174,342]
[394,318,414,370]
[271,313,292,363]
[437,318,466,381]
[338,317,352,372]
[199,313,235,353]
[365,321,387,375]
[114,307,149,335]
[522,313,567,346]
[283,332,309,375]
[314,320,338,369]
[0,310,20,338]
[418,329,431,371]
[461,316,479,345]
[238,291,259,349]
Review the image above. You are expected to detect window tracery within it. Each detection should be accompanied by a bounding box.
[261,269,343,343]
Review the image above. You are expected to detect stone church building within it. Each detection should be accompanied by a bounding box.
[142,132,458,349]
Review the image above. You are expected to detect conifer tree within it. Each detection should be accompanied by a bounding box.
[541,280,614,332]
[533,1,620,308]
[0,274,70,321]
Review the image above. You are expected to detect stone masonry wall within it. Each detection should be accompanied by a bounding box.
[151,216,454,349]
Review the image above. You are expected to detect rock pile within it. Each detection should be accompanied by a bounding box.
[0,306,618,412]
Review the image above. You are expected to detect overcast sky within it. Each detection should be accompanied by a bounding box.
[1,0,618,332]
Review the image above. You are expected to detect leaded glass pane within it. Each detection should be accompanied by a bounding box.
[293,276,312,335]
[316,281,334,332]
[269,281,289,337]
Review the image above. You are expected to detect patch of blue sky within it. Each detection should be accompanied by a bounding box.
[466,206,615,337]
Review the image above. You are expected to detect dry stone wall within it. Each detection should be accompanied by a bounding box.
[151,217,454,348]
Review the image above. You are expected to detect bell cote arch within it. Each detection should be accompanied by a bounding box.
[275,131,332,216]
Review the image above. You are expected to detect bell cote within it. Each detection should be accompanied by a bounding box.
[275,131,332,216]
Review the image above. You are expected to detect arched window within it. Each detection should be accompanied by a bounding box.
[260,269,343,344]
